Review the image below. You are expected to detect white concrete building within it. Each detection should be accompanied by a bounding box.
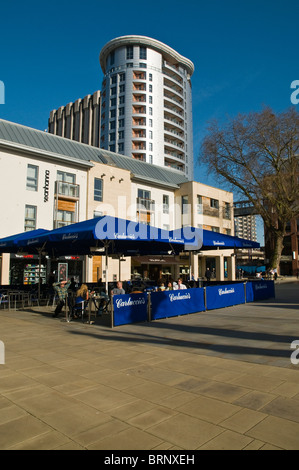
[0,119,235,286]
[99,35,194,180]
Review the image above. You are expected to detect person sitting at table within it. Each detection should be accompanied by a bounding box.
[72,283,89,319]
[111,281,125,295]
[173,278,187,290]
[165,281,173,291]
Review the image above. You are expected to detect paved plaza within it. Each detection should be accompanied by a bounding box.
[0,279,299,450]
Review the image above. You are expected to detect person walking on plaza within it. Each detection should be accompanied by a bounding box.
[205,268,212,283]
[52,279,71,317]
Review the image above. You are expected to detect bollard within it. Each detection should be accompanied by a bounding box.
[147,292,151,322]
[111,295,114,328]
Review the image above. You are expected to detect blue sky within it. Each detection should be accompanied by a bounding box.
[0,0,298,241]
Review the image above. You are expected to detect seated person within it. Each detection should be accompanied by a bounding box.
[165,281,173,291]
[111,281,125,296]
[173,278,187,290]
[73,283,89,318]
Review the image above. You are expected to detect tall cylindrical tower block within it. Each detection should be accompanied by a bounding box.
[99,35,194,180]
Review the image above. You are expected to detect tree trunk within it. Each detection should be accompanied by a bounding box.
[266,230,285,272]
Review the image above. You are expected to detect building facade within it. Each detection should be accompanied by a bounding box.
[48,91,101,147]
[99,35,194,180]
[0,119,235,286]
[234,214,257,242]
[48,35,194,180]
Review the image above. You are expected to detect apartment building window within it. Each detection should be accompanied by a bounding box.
[110,109,116,118]
[182,195,188,214]
[111,74,117,84]
[110,97,116,107]
[149,107,153,115]
[149,119,153,127]
[197,195,203,214]
[163,195,169,214]
[211,226,220,232]
[126,46,133,60]
[109,144,115,152]
[26,164,38,191]
[94,178,103,202]
[24,205,36,231]
[149,73,152,81]
[224,202,231,219]
[149,84,152,92]
[138,189,150,201]
[119,107,125,116]
[140,47,147,60]
[118,130,124,139]
[57,171,75,183]
[119,73,125,82]
[149,130,153,139]
[110,87,116,96]
[110,51,115,66]
[118,118,124,128]
[109,132,115,142]
[118,143,124,152]
[137,189,153,225]
[149,142,153,151]
[149,96,153,104]
[109,121,116,130]
[56,210,74,228]
[119,95,125,105]
[119,84,125,93]
[210,198,219,209]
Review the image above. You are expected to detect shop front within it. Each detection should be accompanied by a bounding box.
[131,255,191,283]
[9,253,84,286]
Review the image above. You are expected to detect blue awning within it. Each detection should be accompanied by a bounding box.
[13,216,185,256]
[0,219,260,258]
[169,227,260,251]
[0,229,50,253]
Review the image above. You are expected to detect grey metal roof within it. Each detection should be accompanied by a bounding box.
[0,119,188,187]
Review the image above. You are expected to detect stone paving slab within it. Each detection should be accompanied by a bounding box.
[0,280,298,450]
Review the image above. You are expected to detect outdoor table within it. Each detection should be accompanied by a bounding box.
[88,294,110,323]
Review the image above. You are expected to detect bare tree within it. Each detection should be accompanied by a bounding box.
[199,107,299,270]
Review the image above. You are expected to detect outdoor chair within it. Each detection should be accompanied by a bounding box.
[72,296,89,321]
[0,293,9,309]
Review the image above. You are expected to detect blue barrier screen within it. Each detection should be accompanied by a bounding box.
[246,280,275,302]
[206,283,245,310]
[113,293,148,326]
[151,288,205,320]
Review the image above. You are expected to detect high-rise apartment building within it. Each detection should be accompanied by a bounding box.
[48,91,101,147]
[48,36,195,180]
[99,35,194,180]
[234,214,257,242]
